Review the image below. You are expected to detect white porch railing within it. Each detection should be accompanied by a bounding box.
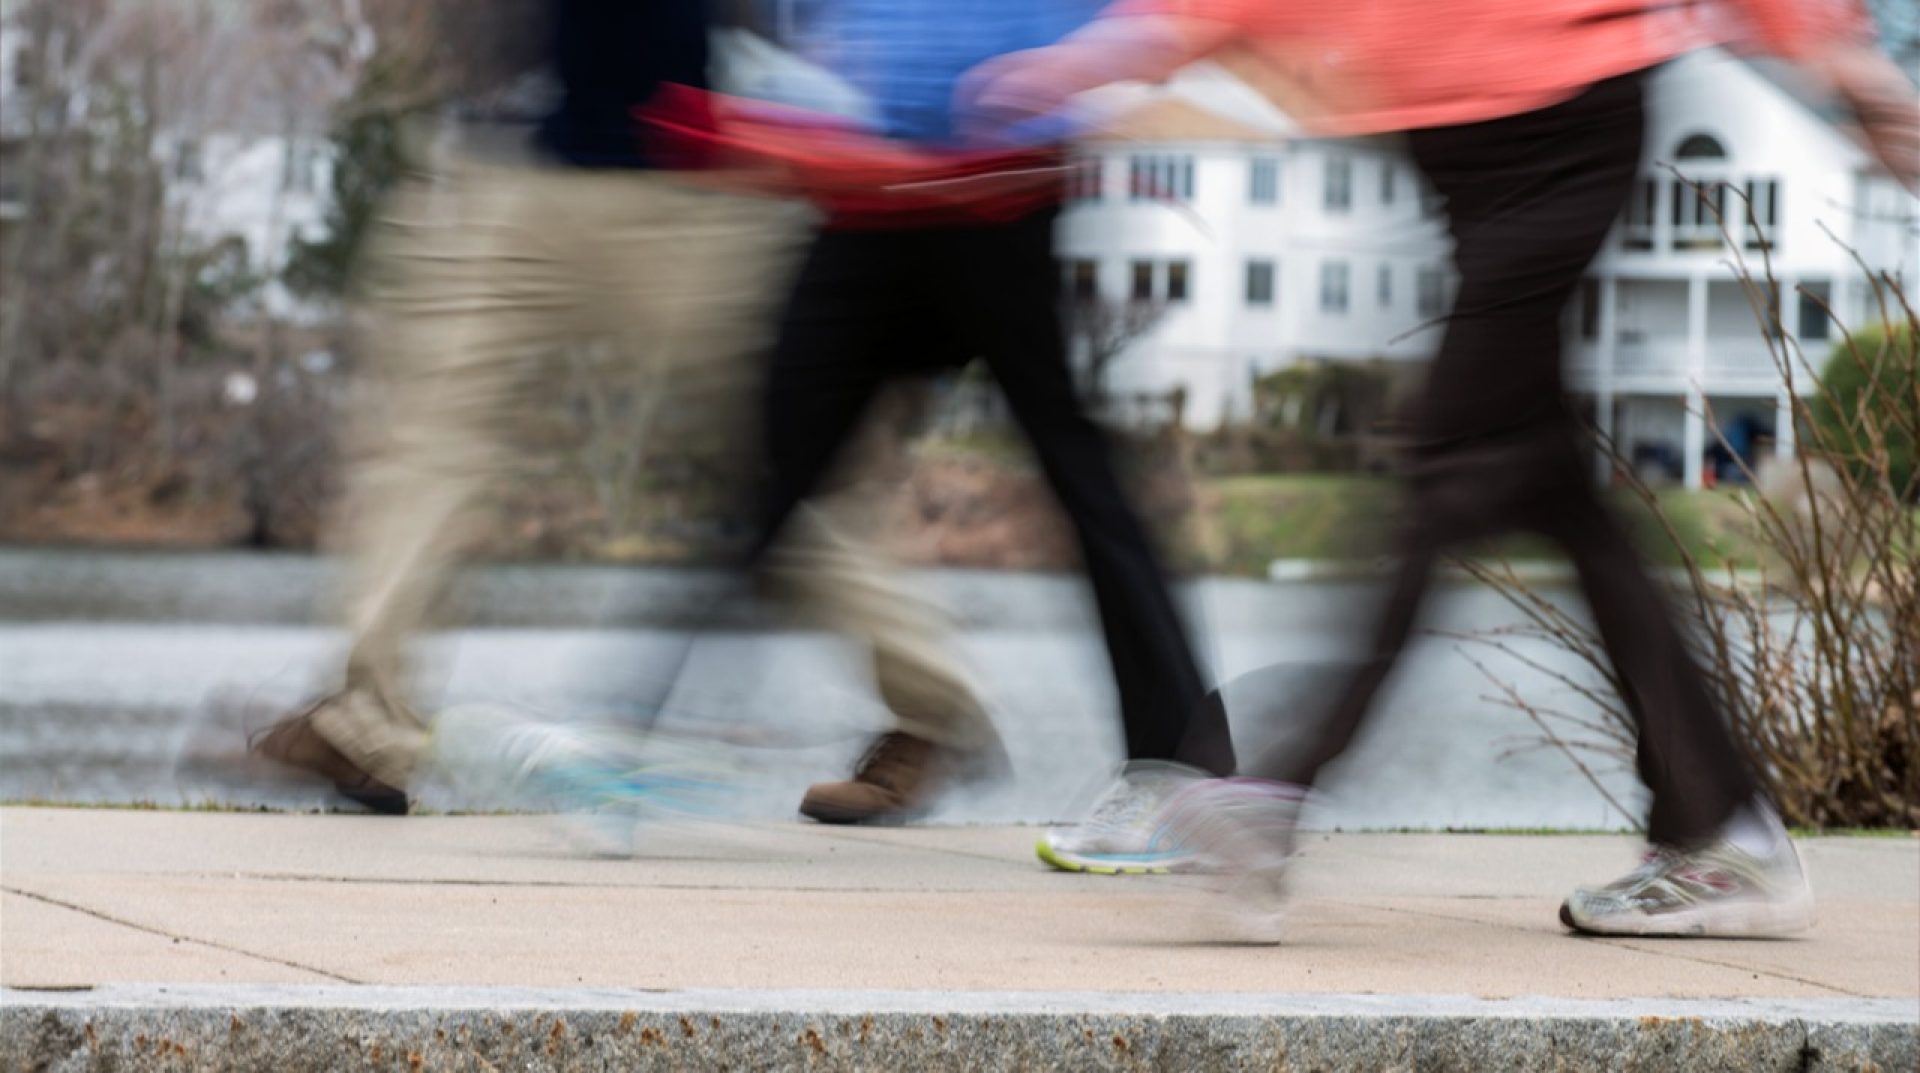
[1566,338,1797,391]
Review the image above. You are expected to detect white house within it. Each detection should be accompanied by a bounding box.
[0,9,339,323]
[1057,65,1450,428]
[164,129,336,323]
[1567,51,1919,489]
[1059,50,1919,489]
[0,19,34,229]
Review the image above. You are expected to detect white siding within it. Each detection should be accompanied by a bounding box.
[1058,138,1448,427]
[1056,49,1916,437]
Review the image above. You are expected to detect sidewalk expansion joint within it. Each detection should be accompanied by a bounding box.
[197,871,1045,896]
[1,885,363,985]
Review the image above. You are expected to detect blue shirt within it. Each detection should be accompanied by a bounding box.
[798,0,1103,148]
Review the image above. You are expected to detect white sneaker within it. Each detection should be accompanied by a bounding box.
[1037,761,1208,874]
[430,706,737,820]
[1560,838,1814,938]
[1161,777,1310,944]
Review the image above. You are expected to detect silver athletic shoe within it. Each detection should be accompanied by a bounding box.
[1037,762,1209,874]
[1159,777,1311,944]
[1560,840,1814,938]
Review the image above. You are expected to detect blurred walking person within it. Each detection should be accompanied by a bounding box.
[721,0,1240,863]
[248,0,1006,822]
[965,0,1919,936]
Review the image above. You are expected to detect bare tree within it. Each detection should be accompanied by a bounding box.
[1063,296,1166,414]
[0,0,416,546]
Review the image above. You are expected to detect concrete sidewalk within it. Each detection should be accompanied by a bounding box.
[2,808,1916,1069]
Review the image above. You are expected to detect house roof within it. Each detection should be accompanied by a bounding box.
[1083,97,1287,144]
[1078,61,1300,146]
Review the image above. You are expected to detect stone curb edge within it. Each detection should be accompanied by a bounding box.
[5,987,1915,1072]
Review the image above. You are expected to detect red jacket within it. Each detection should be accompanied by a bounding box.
[639,85,1072,227]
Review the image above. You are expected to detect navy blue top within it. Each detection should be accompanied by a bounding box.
[537,0,711,168]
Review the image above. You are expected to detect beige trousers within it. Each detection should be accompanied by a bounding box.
[313,155,998,789]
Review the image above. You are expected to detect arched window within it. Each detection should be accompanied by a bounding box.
[1669,133,1732,250]
[1674,133,1728,161]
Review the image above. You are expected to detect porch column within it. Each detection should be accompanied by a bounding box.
[1684,388,1707,489]
[1684,273,1709,490]
[1776,275,1801,459]
[1594,276,1621,483]
[1774,388,1797,459]
[1652,177,1674,254]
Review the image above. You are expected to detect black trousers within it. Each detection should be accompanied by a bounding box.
[754,211,1235,776]
[1245,72,1758,846]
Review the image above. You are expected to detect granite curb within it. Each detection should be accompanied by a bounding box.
[6,986,1915,1072]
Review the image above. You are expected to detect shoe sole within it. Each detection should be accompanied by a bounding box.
[1559,891,1815,938]
[1034,839,1182,876]
[340,785,411,816]
[799,803,926,826]
[796,749,1010,827]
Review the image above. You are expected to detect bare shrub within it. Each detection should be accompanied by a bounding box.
[1456,182,1918,830]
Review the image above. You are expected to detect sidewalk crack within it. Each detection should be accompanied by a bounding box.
[1,885,362,985]
[1608,941,1863,998]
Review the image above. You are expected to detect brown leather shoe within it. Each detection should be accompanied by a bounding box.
[249,706,410,816]
[799,731,1006,825]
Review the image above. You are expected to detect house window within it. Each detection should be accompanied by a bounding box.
[1320,261,1350,314]
[1380,163,1396,205]
[282,141,321,195]
[1130,260,1155,301]
[1672,179,1726,250]
[1130,154,1194,202]
[1126,259,1190,303]
[1578,278,1601,340]
[1798,281,1832,341]
[1250,157,1279,205]
[1623,177,1658,251]
[10,45,39,93]
[1068,157,1104,202]
[1674,133,1728,161]
[1376,264,1392,308]
[1324,157,1351,212]
[1065,259,1099,302]
[174,140,203,182]
[1743,178,1780,251]
[1417,266,1446,317]
[1246,259,1275,306]
[1669,133,1728,250]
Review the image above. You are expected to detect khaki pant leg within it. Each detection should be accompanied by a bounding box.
[319,162,584,787]
[783,385,1002,754]
[574,177,1001,754]
[772,503,1002,753]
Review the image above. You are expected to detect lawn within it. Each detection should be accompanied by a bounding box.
[1190,474,1764,576]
